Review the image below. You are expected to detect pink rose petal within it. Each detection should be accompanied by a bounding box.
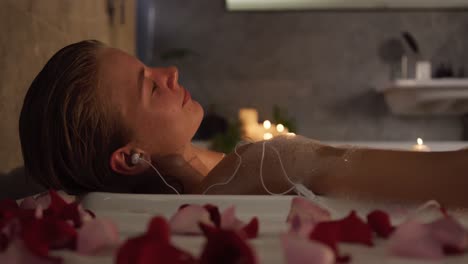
[388,220,444,259]
[287,197,331,224]
[19,197,38,210]
[170,205,213,235]
[428,216,468,254]
[33,193,51,210]
[289,214,314,238]
[287,197,332,239]
[0,239,61,264]
[77,218,119,255]
[281,233,335,264]
[220,206,259,239]
[221,206,245,230]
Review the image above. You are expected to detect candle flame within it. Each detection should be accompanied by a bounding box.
[263,120,271,129]
[417,138,423,145]
[263,133,273,140]
[276,124,285,132]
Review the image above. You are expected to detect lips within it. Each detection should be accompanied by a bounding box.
[182,87,191,106]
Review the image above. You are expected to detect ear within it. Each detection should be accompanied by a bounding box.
[110,145,149,176]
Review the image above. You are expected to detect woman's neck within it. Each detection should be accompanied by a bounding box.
[182,144,225,176]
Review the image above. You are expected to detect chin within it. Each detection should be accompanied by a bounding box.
[189,101,204,137]
[194,101,204,123]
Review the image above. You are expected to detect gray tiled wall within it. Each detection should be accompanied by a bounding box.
[149,0,468,142]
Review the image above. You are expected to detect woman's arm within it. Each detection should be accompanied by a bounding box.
[320,145,468,207]
[196,138,468,208]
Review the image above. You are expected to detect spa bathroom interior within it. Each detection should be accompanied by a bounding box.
[2,0,468,263]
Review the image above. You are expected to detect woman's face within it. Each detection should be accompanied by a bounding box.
[98,48,203,156]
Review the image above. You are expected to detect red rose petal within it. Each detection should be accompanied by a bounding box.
[56,202,82,227]
[309,221,341,255]
[116,236,148,264]
[117,217,195,264]
[367,210,394,238]
[137,241,196,264]
[339,211,373,246]
[0,199,19,212]
[309,211,372,262]
[44,190,67,216]
[241,217,259,239]
[443,245,464,255]
[146,216,170,243]
[0,233,8,252]
[0,239,62,264]
[0,199,19,225]
[204,204,221,228]
[199,222,217,237]
[199,224,257,264]
[21,218,77,258]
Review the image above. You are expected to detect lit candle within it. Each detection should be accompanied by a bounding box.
[276,124,285,133]
[412,138,430,151]
[239,108,258,126]
[263,133,273,140]
[263,120,271,129]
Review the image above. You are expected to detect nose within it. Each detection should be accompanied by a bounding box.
[166,66,179,90]
[152,66,178,90]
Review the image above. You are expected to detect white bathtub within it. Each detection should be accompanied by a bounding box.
[65,140,468,263]
[72,192,468,264]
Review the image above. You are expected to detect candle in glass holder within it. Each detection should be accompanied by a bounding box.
[239,108,258,126]
[412,138,430,151]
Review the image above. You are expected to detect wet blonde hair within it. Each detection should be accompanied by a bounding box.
[19,40,131,194]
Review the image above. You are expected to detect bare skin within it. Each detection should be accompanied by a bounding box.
[193,140,468,208]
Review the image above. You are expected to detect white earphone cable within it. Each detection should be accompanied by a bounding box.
[202,142,245,194]
[259,141,296,195]
[138,158,181,195]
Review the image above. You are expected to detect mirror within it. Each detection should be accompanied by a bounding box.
[226,0,468,11]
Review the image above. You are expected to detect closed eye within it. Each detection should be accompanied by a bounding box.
[152,80,159,94]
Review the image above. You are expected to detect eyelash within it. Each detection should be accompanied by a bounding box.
[151,80,158,93]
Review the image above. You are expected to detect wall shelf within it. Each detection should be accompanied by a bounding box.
[226,0,468,11]
[379,79,468,116]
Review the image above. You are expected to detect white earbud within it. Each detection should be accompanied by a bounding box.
[130,153,181,195]
[130,153,142,165]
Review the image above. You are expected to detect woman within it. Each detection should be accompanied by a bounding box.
[19,40,468,207]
